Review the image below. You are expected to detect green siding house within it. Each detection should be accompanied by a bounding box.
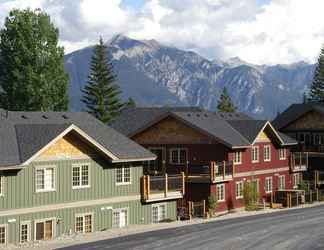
[0,111,183,245]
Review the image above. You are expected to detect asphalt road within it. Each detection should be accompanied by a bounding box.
[59,205,324,250]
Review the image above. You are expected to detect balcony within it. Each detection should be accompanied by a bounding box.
[187,161,234,183]
[294,144,324,154]
[141,173,185,202]
[290,152,308,172]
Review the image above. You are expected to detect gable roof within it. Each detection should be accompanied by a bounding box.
[273,102,324,130]
[0,111,155,167]
[112,107,297,148]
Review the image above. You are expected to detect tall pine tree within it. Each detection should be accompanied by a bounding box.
[217,87,237,112]
[0,9,69,111]
[309,45,324,102]
[82,37,124,123]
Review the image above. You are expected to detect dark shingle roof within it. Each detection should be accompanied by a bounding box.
[0,111,155,167]
[273,102,324,130]
[112,107,297,148]
[227,120,267,143]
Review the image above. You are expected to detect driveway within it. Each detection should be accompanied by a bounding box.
[59,204,324,250]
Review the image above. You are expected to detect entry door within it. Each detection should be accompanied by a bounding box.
[35,220,53,241]
[119,210,127,228]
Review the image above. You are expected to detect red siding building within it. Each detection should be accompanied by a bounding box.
[112,107,301,213]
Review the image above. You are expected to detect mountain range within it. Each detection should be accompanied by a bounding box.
[64,35,315,119]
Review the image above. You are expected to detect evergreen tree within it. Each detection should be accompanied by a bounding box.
[126,97,136,108]
[0,9,69,111]
[217,87,237,112]
[82,37,124,123]
[309,45,324,102]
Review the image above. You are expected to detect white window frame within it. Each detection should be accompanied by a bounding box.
[251,146,259,163]
[152,203,167,223]
[216,183,225,202]
[115,166,131,185]
[265,177,273,193]
[235,181,244,199]
[0,224,7,245]
[234,151,242,165]
[35,166,56,193]
[169,148,187,165]
[72,163,90,189]
[112,208,129,228]
[34,217,56,241]
[20,221,31,243]
[263,145,271,162]
[279,148,286,160]
[0,175,4,196]
[278,175,285,190]
[75,213,94,233]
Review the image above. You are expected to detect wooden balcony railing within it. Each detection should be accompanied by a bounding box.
[187,161,234,183]
[290,152,308,172]
[142,173,185,202]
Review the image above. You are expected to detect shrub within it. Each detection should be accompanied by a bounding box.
[208,195,218,216]
[243,181,260,211]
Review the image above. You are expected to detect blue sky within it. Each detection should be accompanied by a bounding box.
[0,0,323,65]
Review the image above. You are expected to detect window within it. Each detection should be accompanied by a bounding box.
[263,145,271,162]
[279,175,285,190]
[0,225,6,244]
[35,219,54,241]
[35,167,55,192]
[170,148,187,164]
[152,204,167,223]
[146,148,164,173]
[116,166,131,185]
[251,146,259,163]
[72,164,90,188]
[279,148,286,160]
[75,214,92,233]
[235,181,244,199]
[20,222,30,243]
[234,151,242,164]
[112,209,128,228]
[265,177,272,193]
[216,184,225,202]
[293,173,301,188]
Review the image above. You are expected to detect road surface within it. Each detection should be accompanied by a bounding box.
[59,205,324,250]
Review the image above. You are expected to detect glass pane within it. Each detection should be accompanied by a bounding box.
[124,167,130,183]
[0,227,5,244]
[75,216,83,233]
[36,169,45,190]
[81,165,89,186]
[116,168,123,183]
[84,215,92,233]
[72,167,80,187]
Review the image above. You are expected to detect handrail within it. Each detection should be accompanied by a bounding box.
[142,172,185,201]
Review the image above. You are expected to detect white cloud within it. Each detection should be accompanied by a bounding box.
[0,0,323,64]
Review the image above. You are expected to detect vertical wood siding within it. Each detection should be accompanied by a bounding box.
[0,158,143,209]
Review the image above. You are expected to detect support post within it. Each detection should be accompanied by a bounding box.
[310,189,312,203]
[147,175,150,200]
[223,161,226,180]
[165,173,168,197]
[210,162,215,182]
[203,199,206,218]
[317,188,319,201]
[188,201,192,220]
[182,172,185,195]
